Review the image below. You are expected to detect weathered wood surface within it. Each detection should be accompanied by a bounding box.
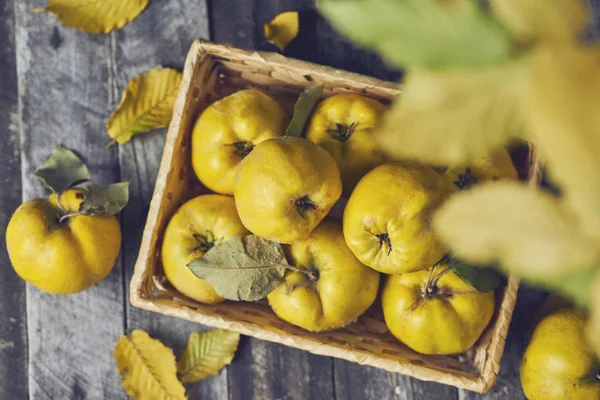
[0,0,28,399]
[0,0,549,398]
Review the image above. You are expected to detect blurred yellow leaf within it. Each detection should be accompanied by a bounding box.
[527,45,600,243]
[433,182,599,279]
[115,330,187,400]
[264,11,299,51]
[490,0,589,43]
[177,329,240,384]
[587,275,600,359]
[33,0,149,34]
[107,67,182,144]
[376,60,527,166]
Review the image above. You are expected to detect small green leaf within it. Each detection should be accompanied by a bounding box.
[285,85,324,137]
[449,258,504,292]
[79,182,129,216]
[318,0,513,69]
[177,329,240,384]
[187,235,287,301]
[34,145,91,193]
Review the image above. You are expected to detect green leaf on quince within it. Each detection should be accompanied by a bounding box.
[187,235,288,301]
[448,257,504,293]
[79,182,130,217]
[34,144,91,193]
[285,84,324,138]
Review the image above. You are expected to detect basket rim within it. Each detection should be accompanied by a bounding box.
[130,39,540,394]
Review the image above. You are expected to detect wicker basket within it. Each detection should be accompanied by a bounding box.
[130,40,540,393]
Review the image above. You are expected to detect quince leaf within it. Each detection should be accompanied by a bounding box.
[264,11,299,51]
[107,67,182,144]
[114,330,187,400]
[177,329,240,384]
[79,182,129,216]
[34,145,90,193]
[286,85,323,138]
[433,181,600,279]
[318,0,513,69]
[33,0,149,34]
[489,0,589,43]
[448,258,504,293]
[376,60,528,166]
[187,235,287,301]
[526,44,600,243]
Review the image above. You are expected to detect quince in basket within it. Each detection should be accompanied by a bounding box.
[234,136,342,243]
[343,162,448,274]
[382,263,495,355]
[191,89,287,195]
[306,93,386,192]
[162,194,249,304]
[267,219,380,332]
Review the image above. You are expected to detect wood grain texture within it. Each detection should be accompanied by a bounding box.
[0,0,28,398]
[110,1,226,399]
[15,1,125,398]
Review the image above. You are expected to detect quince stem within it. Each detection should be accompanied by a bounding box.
[59,212,80,224]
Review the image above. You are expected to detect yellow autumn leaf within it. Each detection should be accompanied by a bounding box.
[433,182,600,279]
[376,59,528,166]
[177,329,240,384]
[587,275,600,359]
[490,0,589,43]
[264,11,299,51]
[115,330,187,400]
[33,0,149,34]
[107,67,182,144]
[526,44,600,243]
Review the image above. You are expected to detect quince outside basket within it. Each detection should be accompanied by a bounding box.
[130,40,540,393]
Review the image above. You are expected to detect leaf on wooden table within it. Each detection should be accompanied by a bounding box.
[376,59,528,166]
[490,0,589,43]
[177,329,240,384]
[286,85,323,137]
[79,182,129,216]
[526,45,600,243]
[114,330,187,400]
[264,11,299,51]
[318,0,513,69]
[187,235,287,301]
[107,67,182,144]
[34,144,90,193]
[433,181,600,280]
[33,0,150,34]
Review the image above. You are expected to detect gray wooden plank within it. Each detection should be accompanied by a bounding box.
[0,0,28,398]
[111,1,229,399]
[229,338,335,400]
[15,1,126,398]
